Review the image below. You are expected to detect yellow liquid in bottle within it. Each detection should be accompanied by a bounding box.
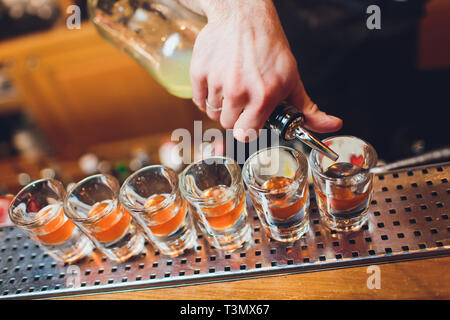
[144,49,193,99]
[90,0,205,99]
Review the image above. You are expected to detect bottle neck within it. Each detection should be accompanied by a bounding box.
[266,102,339,161]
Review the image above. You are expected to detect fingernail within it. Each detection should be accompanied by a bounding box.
[325,114,343,130]
[327,114,342,122]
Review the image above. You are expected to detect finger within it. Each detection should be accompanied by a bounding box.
[191,74,208,112]
[219,93,247,130]
[232,102,272,142]
[205,84,223,121]
[287,76,343,133]
[301,102,343,133]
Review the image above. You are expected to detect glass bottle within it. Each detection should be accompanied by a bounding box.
[87,0,206,98]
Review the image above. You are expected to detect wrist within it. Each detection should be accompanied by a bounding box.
[199,0,276,22]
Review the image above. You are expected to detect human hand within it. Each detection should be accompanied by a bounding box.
[183,0,343,141]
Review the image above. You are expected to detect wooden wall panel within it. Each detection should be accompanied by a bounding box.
[0,23,206,158]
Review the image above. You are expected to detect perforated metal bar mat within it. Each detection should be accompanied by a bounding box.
[0,162,449,299]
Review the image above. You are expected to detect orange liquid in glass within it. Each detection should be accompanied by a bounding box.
[316,186,370,211]
[35,207,76,245]
[89,202,131,243]
[144,194,187,236]
[200,186,245,230]
[261,176,308,220]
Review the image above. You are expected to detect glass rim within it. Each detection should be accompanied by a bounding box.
[179,156,243,205]
[119,164,179,215]
[309,135,378,181]
[242,145,308,194]
[63,173,120,223]
[9,178,65,228]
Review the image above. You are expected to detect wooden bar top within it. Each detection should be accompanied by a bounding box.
[59,256,449,300]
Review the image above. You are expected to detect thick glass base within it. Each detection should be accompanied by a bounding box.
[319,209,369,233]
[202,215,253,253]
[153,222,198,257]
[63,236,94,264]
[101,226,146,263]
[261,217,310,242]
[42,229,94,264]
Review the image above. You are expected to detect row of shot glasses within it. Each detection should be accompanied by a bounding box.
[8,136,377,264]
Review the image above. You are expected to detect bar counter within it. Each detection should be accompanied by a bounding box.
[59,256,449,300]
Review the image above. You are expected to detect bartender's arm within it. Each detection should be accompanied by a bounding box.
[179,0,343,142]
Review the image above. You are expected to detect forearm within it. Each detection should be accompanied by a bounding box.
[180,0,288,52]
[179,0,278,22]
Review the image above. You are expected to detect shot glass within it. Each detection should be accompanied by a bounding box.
[120,165,197,257]
[9,179,94,263]
[243,146,310,242]
[64,174,145,262]
[179,156,252,252]
[309,135,378,232]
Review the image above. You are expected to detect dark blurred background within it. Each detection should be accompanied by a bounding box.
[277,0,450,161]
[0,0,449,195]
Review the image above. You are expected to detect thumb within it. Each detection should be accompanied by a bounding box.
[287,75,343,133]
